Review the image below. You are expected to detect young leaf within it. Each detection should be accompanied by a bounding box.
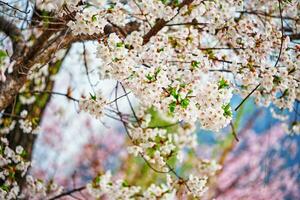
[218,78,229,89]
[180,98,190,109]
[169,101,177,113]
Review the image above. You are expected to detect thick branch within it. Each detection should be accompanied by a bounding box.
[238,10,299,21]
[0,0,196,111]
[0,20,60,111]
[289,33,300,41]
[142,0,194,44]
[0,0,193,111]
[0,21,140,111]
[0,16,24,59]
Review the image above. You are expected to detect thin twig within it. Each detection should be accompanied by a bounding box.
[235,84,260,111]
[19,90,79,102]
[82,42,96,94]
[274,0,284,69]
[235,0,285,111]
[0,1,30,14]
[230,121,239,142]
[48,186,85,200]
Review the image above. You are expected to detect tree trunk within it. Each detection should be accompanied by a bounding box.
[2,48,70,161]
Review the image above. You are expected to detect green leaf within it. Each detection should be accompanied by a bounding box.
[94,176,101,184]
[91,14,97,22]
[222,103,232,117]
[180,83,187,88]
[169,87,179,100]
[0,184,9,192]
[116,42,124,48]
[180,98,190,109]
[203,49,215,59]
[154,67,161,77]
[122,181,129,187]
[146,68,161,82]
[32,117,39,126]
[157,48,164,52]
[160,0,168,4]
[112,57,121,62]
[89,93,96,101]
[109,3,116,10]
[8,171,15,179]
[146,74,154,81]
[191,61,200,69]
[125,44,133,49]
[282,0,292,3]
[169,101,176,113]
[273,75,282,85]
[218,78,229,89]
[173,0,180,6]
[20,150,27,158]
[0,50,7,61]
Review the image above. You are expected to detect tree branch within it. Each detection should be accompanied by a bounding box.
[142,0,195,44]
[0,15,24,59]
[289,33,300,41]
[0,18,140,111]
[48,186,86,200]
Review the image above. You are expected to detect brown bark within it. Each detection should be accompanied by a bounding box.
[4,53,69,159]
[289,33,300,41]
[0,16,24,59]
[0,0,196,111]
[0,21,140,112]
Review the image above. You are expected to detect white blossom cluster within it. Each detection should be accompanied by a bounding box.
[127,126,176,171]
[196,79,233,131]
[0,138,62,199]
[0,119,16,134]
[0,138,29,199]
[67,8,108,36]
[24,175,63,199]
[132,0,178,22]
[0,110,40,135]
[79,91,107,119]
[98,31,234,131]
[87,171,208,199]
[35,0,300,136]
[18,110,33,134]
[86,171,141,199]
[142,183,176,199]
[0,52,63,135]
[187,175,208,198]
[197,159,222,176]
[67,1,128,35]
[36,0,80,12]
[127,110,198,170]
[18,62,52,106]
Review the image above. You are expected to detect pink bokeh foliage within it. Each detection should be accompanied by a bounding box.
[215,125,300,200]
